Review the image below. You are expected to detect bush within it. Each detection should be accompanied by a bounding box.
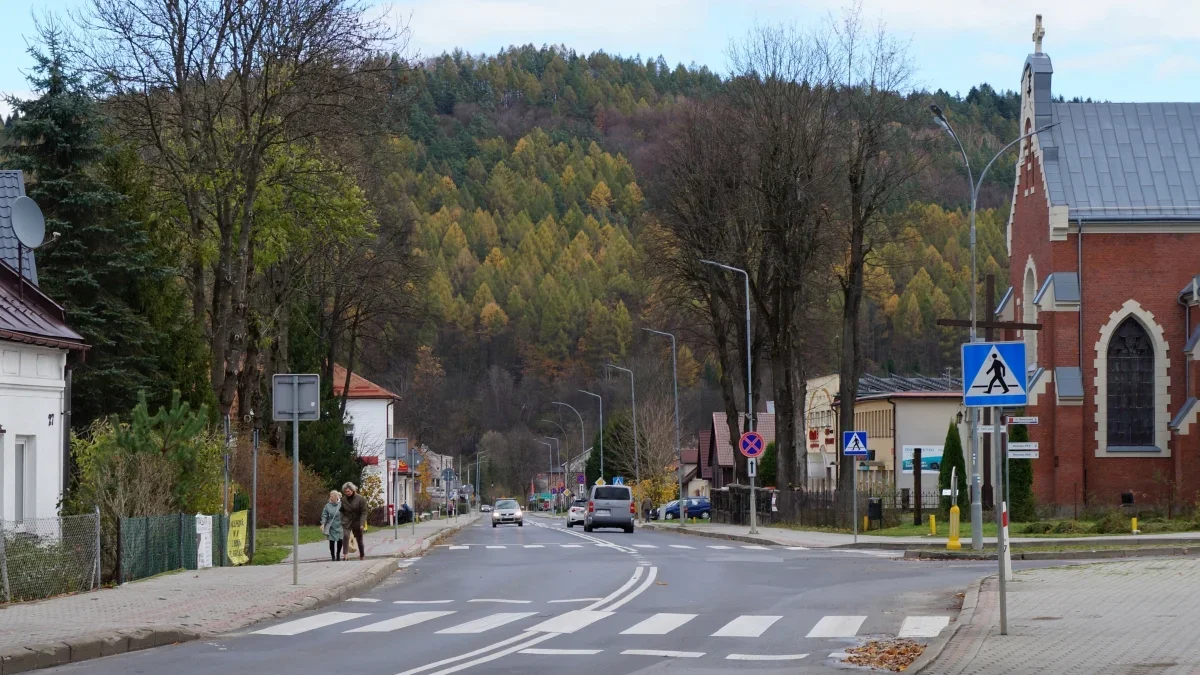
[1022,521,1053,534]
[232,449,327,527]
[367,505,389,527]
[1051,520,1088,534]
[1007,423,1036,521]
[938,422,968,514]
[1092,510,1131,534]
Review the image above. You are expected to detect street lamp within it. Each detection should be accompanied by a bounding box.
[644,328,685,525]
[542,419,569,499]
[605,363,641,520]
[930,103,1057,550]
[700,259,757,534]
[537,440,553,514]
[579,390,604,482]
[474,452,489,508]
[552,402,586,499]
[543,435,561,513]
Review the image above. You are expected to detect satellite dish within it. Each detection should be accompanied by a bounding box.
[11,196,45,249]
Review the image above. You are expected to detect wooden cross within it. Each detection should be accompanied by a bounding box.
[1032,15,1045,54]
[936,273,1043,506]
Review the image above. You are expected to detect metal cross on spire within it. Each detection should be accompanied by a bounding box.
[1032,14,1045,53]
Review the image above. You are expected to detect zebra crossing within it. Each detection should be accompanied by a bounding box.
[434,542,901,557]
[250,608,951,641]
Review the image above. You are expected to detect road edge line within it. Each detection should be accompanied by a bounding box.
[905,574,985,673]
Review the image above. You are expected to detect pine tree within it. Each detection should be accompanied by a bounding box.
[939,421,969,514]
[1008,423,1036,521]
[2,28,186,425]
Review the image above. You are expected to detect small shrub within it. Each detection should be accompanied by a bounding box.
[1022,521,1053,534]
[1051,520,1088,534]
[1092,510,1130,534]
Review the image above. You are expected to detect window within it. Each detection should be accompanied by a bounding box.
[1107,318,1155,446]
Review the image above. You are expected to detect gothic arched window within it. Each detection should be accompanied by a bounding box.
[1107,318,1155,446]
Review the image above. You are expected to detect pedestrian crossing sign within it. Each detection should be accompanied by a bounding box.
[843,431,869,457]
[962,342,1028,407]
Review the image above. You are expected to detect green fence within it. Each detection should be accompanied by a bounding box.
[118,513,230,584]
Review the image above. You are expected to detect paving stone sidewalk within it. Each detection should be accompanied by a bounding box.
[0,515,475,673]
[920,557,1200,674]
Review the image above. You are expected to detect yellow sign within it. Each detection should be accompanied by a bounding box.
[227,510,249,565]
[595,478,605,486]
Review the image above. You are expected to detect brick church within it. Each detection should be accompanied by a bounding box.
[997,22,1200,510]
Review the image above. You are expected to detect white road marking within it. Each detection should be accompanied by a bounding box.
[741,545,770,550]
[602,566,658,611]
[346,611,456,633]
[394,600,453,605]
[621,649,705,658]
[828,652,850,659]
[584,567,644,611]
[467,599,532,604]
[621,613,697,635]
[520,648,602,655]
[426,633,556,675]
[485,545,506,549]
[899,616,951,638]
[785,546,809,550]
[346,598,379,603]
[712,615,782,637]
[726,653,808,661]
[560,544,582,548]
[527,610,613,633]
[546,598,602,604]
[806,615,867,638]
[253,612,368,636]
[707,545,733,550]
[668,544,694,549]
[448,546,468,550]
[632,544,657,548]
[396,633,535,675]
[436,612,538,634]
[523,544,544,548]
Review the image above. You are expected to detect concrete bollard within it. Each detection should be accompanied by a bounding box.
[947,506,961,550]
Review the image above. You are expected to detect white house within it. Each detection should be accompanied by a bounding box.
[0,171,88,521]
[332,364,403,513]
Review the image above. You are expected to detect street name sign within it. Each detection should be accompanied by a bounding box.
[1008,451,1040,459]
[962,342,1028,407]
[1008,442,1039,450]
[1008,416,1039,425]
[843,431,869,457]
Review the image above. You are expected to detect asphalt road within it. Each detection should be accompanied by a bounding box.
[46,514,1044,675]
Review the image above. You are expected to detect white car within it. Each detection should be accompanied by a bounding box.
[566,499,587,528]
[492,499,523,527]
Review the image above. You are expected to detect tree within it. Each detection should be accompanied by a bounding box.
[939,422,969,514]
[759,442,778,488]
[588,181,613,212]
[1008,423,1036,521]
[2,27,194,425]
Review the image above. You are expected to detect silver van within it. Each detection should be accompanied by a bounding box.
[584,485,635,533]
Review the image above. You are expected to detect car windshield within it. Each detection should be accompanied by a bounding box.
[495,499,518,510]
[572,500,588,507]
[593,487,631,500]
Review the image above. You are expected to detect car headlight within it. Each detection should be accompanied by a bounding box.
[514,510,522,517]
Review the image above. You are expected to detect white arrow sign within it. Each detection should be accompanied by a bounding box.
[1008,442,1039,450]
[1008,451,1040,459]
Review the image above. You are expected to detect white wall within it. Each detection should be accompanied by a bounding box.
[346,398,390,507]
[0,342,66,521]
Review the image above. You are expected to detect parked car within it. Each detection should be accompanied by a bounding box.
[663,497,711,520]
[492,499,523,527]
[567,498,588,527]
[650,500,678,521]
[584,485,634,533]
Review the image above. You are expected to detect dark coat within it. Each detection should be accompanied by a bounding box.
[340,492,367,530]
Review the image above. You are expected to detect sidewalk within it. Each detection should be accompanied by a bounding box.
[0,515,475,673]
[641,520,1200,549]
[284,513,480,562]
[918,557,1200,674]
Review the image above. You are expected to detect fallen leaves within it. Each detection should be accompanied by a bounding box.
[844,638,926,672]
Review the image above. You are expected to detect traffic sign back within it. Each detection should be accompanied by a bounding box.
[843,431,869,457]
[739,431,766,458]
[962,342,1028,407]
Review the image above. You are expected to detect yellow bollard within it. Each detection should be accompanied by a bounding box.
[863,515,869,532]
[930,514,937,536]
[947,505,961,550]
[1132,517,1138,534]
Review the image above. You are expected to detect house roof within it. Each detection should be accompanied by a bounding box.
[681,441,698,465]
[0,172,37,285]
[709,413,776,468]
[1040,102,1200,221]
[0,259,86,351]
[332,364,400,399]
[697,430,712,479]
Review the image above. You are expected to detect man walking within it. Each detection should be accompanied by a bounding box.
[340,482,368,560]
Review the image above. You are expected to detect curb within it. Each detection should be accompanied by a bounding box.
[0,517,477,674]
[906,575,985,674]
[903,545,1200,561]
[639,523,784,547]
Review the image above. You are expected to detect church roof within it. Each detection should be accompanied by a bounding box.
[0,171,38,284]
[1034,272,1080,305]
[1041,102,1200,221]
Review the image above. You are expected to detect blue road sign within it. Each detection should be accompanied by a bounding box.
[613,476,625,486]
[843,431,869,457]
[739,431,766,458]
[962,342,1028,407]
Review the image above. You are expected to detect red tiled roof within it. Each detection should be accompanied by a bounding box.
[710,413,776,467]
[332,364,400,399]
[697,430,712,479]
[0,260,87,351]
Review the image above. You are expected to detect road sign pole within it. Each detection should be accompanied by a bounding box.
[292,374,300,586]
[853,466,858,544]
[996,403,1008,635]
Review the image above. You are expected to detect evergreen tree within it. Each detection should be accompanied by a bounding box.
[2,28,187,424]
[1008,423,1036,521]
[938,421,969,514]
[759,442,778,488]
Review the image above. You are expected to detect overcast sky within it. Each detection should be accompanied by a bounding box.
[3,0,1199,119]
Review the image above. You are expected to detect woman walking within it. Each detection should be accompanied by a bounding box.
[321,490,344,561]
[341,482,368,560]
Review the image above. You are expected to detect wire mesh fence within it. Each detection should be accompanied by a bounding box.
[118,513,230,584]
[0,511,100,603]
[712,486,947,530]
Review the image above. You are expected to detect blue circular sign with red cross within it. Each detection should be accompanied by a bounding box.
[739,431,766,458]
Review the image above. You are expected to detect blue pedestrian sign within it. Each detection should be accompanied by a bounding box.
[843,431,869,457]
[613,476,625,486]
[962,342,1028,407]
